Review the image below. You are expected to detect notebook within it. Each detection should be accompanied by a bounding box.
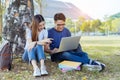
[58,60,82,69]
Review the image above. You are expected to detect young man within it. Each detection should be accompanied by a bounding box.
[45,13,105,71]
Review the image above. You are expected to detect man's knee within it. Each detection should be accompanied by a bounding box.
[62,52,71,57]
[74,44,82,52]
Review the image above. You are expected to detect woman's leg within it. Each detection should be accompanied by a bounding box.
[28,48,41,76]
[31,60,38,69]
[36,45,45,61]
[36,45,48,75]
[22,50,29,62]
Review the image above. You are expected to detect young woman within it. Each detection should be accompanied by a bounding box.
[22,14,51,77]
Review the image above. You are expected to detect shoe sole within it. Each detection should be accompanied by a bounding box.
[99,64,105,72]
[34,75,41,77]
[41,73,48,76]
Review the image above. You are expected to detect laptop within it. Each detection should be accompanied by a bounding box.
[55,36,81,53]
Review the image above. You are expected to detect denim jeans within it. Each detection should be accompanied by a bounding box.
[51,44,90,64]
[22,45,45,62]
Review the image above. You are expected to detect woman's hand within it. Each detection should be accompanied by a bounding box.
[28,42,36,51]
[43,38,53,44]
[36,38,53,46]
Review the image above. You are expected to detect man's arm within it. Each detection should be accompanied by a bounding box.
[44,44,52,54]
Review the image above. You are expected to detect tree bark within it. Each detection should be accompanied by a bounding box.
[0,0,2,36]
[3,0,34,56]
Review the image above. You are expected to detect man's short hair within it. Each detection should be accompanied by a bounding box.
[54,13,66,21]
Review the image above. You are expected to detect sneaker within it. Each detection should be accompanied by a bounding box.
[83,64,102,71]
[88,60,106,72]
[33,68,41,77]
[99,63,106,72]
[41,66,48,75]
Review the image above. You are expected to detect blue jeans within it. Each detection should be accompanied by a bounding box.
[51,44,90,64]
[22,45,45,62]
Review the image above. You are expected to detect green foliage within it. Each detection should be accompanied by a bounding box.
[66,17,86,33]
[78,18,102,34]
[70,15,120,35]
[100,16,120,35]
[111,18,120,32]
[91,19,101,32]
[70,27,75,33]
[98,22,106,33]
[80,20,91,33]
[78,16,86,23]
[66,18,74,29]
[76,16,86,32]
[66,18,75,33]
[109,12,120,19]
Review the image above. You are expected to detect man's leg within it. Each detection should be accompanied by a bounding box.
[73,44,83,52]
[60,51,90,64]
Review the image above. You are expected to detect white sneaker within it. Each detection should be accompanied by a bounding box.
[89,60,106,72]
[33,68,41,77]
[83,64,102,71]
[41,66,48,75]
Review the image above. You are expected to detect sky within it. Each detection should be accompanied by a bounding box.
[58,0,120,20]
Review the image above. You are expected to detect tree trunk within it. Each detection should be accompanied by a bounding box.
[3,0,34,56]
[37,0,43,14]
[0,0,2,35]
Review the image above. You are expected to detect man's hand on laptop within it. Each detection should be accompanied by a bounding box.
[51,48,58,54]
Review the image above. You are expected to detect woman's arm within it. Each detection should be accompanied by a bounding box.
[36,38,52,46]
[27,39,36,51]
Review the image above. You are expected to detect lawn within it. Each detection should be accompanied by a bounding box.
[0,36,120,80]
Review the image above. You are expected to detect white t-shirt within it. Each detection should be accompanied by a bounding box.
[24,28,48,49]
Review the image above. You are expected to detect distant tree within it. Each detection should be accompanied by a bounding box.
[104,18,112,35]
[103,15,113,35]
[35,0,47,15]
[66,18,74,29]
[91,19,101,35]
[98,22,106,33]
[73,16,86,33]
[70,27,75,33]
[78,16,86,23]
[111,18,120,33]
[80,20,91,35]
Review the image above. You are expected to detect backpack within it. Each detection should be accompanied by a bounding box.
[0,41,12,70]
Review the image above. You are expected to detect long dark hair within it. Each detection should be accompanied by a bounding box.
[31,14,45,41]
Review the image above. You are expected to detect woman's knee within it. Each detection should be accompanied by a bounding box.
[22,50,29,62]
[36,45,42,49]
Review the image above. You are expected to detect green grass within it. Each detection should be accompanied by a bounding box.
[81,36,120,47]
[0,36,120,80]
